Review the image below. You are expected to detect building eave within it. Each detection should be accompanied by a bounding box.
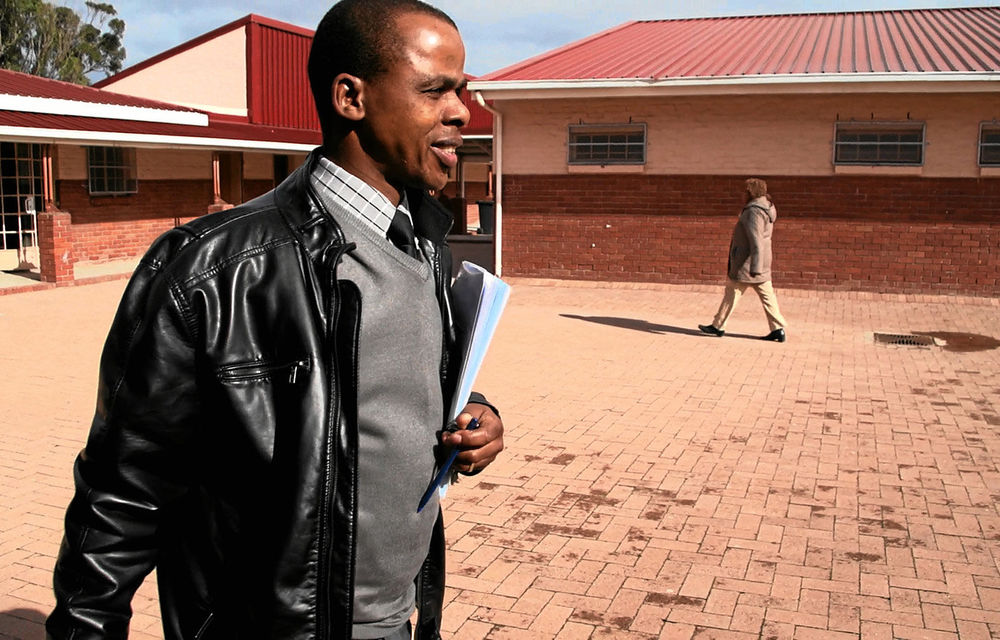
[469,73,1000,100]
[0,125,316,153]
[0,94,209,126]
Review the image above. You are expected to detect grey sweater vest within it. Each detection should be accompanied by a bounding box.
[321,200,444,638]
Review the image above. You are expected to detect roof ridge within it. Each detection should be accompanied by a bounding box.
[478,21,639,81]
[632,6,985,23]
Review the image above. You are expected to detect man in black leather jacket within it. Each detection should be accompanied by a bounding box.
[46,1,504,638]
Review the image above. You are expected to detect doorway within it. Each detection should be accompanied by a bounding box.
[0,142,41,271]
[218,151,244,206]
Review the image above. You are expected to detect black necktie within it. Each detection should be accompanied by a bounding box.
[387,209,418,258]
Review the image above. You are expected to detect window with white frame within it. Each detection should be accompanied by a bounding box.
[87,146,138,195]
[834,122,924,166]
[979,124,1000,167]
[568,123,646,165]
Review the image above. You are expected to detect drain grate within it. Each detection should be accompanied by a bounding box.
[873,332,937,347]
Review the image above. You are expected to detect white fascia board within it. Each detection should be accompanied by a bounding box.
[0,125,315,152]
[469,72,1000,99]
[169,102,248,118]
[0,94,209,126]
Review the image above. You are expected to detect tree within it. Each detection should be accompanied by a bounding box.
[0,0,125,85]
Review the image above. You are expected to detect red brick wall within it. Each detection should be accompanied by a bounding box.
[37,210,74,284]
[58,179,213,263]
[503,174,1000,296]
[440,181,490,200]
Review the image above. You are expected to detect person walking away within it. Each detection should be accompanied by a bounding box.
[699,177,788,342]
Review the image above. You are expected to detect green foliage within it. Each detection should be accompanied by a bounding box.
[0,0,125,85]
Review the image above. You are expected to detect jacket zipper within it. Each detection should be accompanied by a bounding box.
[431,243,451,390]
[317,241,353,640]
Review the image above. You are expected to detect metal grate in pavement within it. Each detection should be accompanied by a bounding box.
[873,332,937,347]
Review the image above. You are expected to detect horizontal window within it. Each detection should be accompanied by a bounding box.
[568,123,646,165]
[834,123,924,166]
[87,146,137,195]
[979,124,1000,167]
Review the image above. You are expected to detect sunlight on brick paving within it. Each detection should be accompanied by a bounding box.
[1,279,999,639]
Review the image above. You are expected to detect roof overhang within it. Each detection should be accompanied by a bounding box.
[0,125,316,153]
[469,72,1000,100]
[0,94,208,126]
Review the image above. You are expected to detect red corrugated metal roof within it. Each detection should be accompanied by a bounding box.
[0,68,199,112]
[0,110,320,147]
[479,7,1000,81]
[2,64,488,145]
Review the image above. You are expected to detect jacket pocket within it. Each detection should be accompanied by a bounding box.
[216,357,311,385]
[212,356,313,464]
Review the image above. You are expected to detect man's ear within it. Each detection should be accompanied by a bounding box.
[331,73,365,122]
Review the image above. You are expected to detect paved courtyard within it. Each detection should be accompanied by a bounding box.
[1,275,999,639]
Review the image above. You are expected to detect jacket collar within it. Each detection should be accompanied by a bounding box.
[406,187,454,244]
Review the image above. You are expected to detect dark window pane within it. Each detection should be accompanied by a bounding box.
[835,126,923,165]
[87,146,137,194]
[569,126,645,164]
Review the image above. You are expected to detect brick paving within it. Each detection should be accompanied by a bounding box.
[1,277,999,639]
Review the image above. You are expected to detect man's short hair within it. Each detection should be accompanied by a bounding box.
[744,178,768,199]
[308,0,457,138]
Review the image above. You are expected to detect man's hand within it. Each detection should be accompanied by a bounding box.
[443,403,504,475]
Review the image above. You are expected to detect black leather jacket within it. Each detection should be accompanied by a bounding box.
[48,151,474,640]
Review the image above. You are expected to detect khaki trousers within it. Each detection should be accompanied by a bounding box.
[712,279,787,332]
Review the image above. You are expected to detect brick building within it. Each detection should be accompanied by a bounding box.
[0,14,493,284]
[470,7,1000,296]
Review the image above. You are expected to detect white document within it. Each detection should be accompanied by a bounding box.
[447,261,512,421]
[436,261,511,500]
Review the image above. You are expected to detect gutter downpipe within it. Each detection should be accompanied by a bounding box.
[473,91,503,277]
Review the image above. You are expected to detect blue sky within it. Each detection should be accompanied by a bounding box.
[103,0,997,77]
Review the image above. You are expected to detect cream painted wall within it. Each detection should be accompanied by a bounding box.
[137,149,211,179]
[463,162,490,182]
[244,152,274,180]
[57,146,212,180]
[57,146,87,180]
[499,93,994,178]
[99,29,248,116]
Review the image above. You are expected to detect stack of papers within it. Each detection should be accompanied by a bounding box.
[419,261,510,510]
[447,261,512,421]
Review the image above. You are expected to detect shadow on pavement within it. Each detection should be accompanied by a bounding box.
[1,608,46,639]
[913,330,1000,352]
[560,313,763,340]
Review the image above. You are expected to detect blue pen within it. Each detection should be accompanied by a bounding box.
[417,418,479,512]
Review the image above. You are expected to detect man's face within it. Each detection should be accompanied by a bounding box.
[358,13,470,199]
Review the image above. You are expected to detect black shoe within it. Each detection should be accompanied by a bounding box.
[761,328,786,342]
[698,324,725,337]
